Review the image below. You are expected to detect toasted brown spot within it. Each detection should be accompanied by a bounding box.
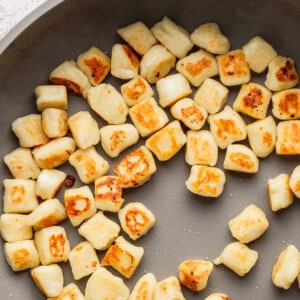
[220,52,249,77]
[49,234,66,258]
[50,77,81,94]
[133,101,160,131]
[11,185,25,203]
[215,119,241,140]
[95,177,122,203]
[243,87,263,109]
[74,244,83,251]
[13,249,30,266]
[36,216,61,228]
[122,45,140,68]
[276,60,298,82]
[263,132,273,148]
[185,57,212,76]
[65,195,91,216]
[74,154,97,180]
[110,130,126,151]
[278,92,299,118]
[229,152,255,170]
[123,77,146,101]
[279,122,300,154]
[181,105,204,123]
[84,56,107,83]
[125,209,149,236]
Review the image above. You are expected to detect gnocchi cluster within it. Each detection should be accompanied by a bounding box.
[1,15,300,299]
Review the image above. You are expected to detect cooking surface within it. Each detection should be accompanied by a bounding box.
[0,0,300,299]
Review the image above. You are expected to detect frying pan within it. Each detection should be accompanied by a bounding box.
[0,0,300,299]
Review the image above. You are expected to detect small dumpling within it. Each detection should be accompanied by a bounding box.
[268,173,293,212]
[223,144,259,174]
[229,204,269,243]
[114,146,157,188]
[154,276,185,300]
[190,22,230,54]
[213,242,258,276]
[204,293,231,300]
[42,108,68,138]
[186,165,226,198]
[100,124,139,158]
[101,236,144,278]
[48,283,85,300]
[151,16,193,58]
[289,165,300,198]
[118,202,155,240]
[246,116,276,158]
[129,273,157,300]
[272,245,300,289]
[217,49,250,86]
[265,56,298,92]
[208,106,247,149]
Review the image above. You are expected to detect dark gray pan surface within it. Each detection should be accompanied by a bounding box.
[0,0,300,299]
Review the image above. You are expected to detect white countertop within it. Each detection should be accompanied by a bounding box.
[0,0,48,41]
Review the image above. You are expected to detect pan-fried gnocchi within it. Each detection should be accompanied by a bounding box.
[3,16,300,299]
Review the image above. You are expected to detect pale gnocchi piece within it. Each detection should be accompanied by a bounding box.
[78,211,120,250]
[42,108,68,138]
[4,147,40,180]
[12,114,49,148]
[229,204,269,243]
[94,175,124,212]
[145,120,187,161]
[114,145,157,188]
[121,75,154,107]
[194,78,229,114]
[156,73,192,107]
[68,241,100,280]
[118,202,155,240]
[276,120,300,155]
[49,60,91,97]
[185,130,218,166]
[4,240,40,272]
[117,21,157,56]
[265,56,299,92]
[85,267,130,300]
[154,276,185,300]
[246,116,277,158]
[289,165,300,198]
[99,123,139,158]
[213,242,258,276]
[111,44,140,80]
[129,273,157,300]
[64,185,97,227]
[272,245,300,289]
[208,105,247,149]
[3,179,38,213]
[217,49,250,86]
[0,213,32,242]
[204,293,231,300]
[31,264,64,298]
[129,97,169,137]
[178,259,214,291]
[87,83,128,124]
[151,16,193,58]
[26,198,67,231]
[77,46,111,86]
[268,173,293,212]
[69,146,109,184]
[242,36,278,73]
[223,144,259,174]
[176,49,219,87]
[190,22,230,54]
[140,44,176,83]
[185,165,226,198]
[233,82,272,119]
[101,235,144,278]
[170,98,208,130]
[34,226,70,265]
[35,85,68,112]
[272,89,300,120]
[48,283,85,300]
[36,169,66,200]
[68,111,100,149]
[32,137,76,169]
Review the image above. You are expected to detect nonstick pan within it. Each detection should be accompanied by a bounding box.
[0,0,300,299]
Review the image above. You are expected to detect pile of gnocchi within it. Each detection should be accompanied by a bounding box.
[1,16,300,299]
